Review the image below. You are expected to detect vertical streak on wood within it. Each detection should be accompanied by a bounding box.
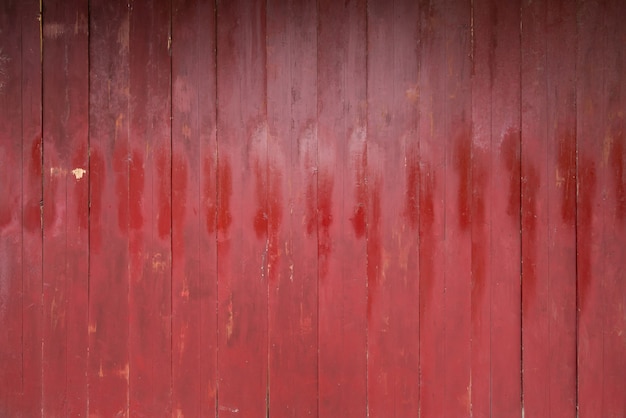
[418,0,447,414]
[366,0,420,415]
[490,1,522,415]
[42,0,89,416]
[317,0,368,415]
[0,1,26,415]
[522,0,578,415]
[171,0,218,416]
[576,0,605,415]
[443,0,473,415]
[88,0,130,416]
[267,0,319,416]
[216,0,269,415]
[470,0,493,416]
[20,0,44,415]
[128,0,172,415]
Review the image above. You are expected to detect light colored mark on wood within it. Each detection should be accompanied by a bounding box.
[152,253,167,272]
[50,167,67,176]
[43,23,66,39]
[219,406,240,413]
[405,84,419,103]
[72,168,86,179]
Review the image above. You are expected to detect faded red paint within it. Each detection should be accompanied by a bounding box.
[454,130,472,230]
[521,160,539,310]
[317,170,333,279]
[129,150,144,230]
[216,158,232,233]
[204,156,217,233]
[351,151,367,239]
[404,143,420,229]
[557,131,577,224]
[609,126,625,221]
[577,156,596,312]
[156,148,171,239]
[501,128,521,218]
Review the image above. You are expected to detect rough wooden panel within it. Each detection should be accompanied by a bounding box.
[317,0,368,415]
[41,0,89,415]
[266,0,319,416]
[366,0,420,415]
[127,0,172,415]
[171,0,218,416]
[216,0,268,415]
[88,0,131,416]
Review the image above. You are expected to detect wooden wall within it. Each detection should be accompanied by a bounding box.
[0,0,625,416]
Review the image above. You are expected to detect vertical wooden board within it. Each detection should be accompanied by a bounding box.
[489,1,522,415]
[469,0,493,416]
[576,0,605,415]
[522,0,578,415]
[216,0,268,415]
[0,2,25,414]
[171,0,218,416]
[600,0,626,415]
[88,1,131,416]
[42,0,89,416]
[266,0,318,416]
[417,0,447,415]
[520,0,550,415]
[19,0,44,415]
[442,0,473,414]
[128,0,172,415]
[317,0,367,415]
[366,0,420,416]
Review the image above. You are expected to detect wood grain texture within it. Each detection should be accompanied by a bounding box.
[171,0,218,416]
[88,1,131,416]
[317,0,368,415]
[42,0,89,416]
[366,0,420,416]
[216,0,268,416]
[266,0,319,416]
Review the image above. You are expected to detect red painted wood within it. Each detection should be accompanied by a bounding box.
[128,1,172,415]
[470,1,494,416]
[171,0,218,416]
[266,0,318,416]
[42,1,89,416]
[19,1,44,415]
[88,1,131,416]
[418,0,447,415]
[443,1,473,415]
[0,2,26,414]
[317,0,367,415]
[366,0,420,416]
[216,0,268,416]
[521,0,577,415]
[489,1,522,416]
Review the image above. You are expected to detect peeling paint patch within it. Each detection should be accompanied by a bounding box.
[72,168,86,179]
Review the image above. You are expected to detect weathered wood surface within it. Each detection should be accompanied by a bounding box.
[0,1,624,417]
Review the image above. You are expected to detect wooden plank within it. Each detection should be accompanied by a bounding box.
[442,0,473,415]
[0,2,26,414]
[88,0,131,416]
[127,0,172,415]
[171,0,218,416]
[521,0,577,415]
[317,0,367,415]
[266,0,318,416]
[366,0,420,416]
[41,0,89,416]
[576,0,606,415]
[469,0,494,416]
[417,0,447,415]
[19,0,44,415]
[489,1,522,415]
[215,0,268,415]
[597,0,626,415]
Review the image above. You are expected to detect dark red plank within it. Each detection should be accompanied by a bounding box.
[0,2,26,414]
[171,0,218,415]
[266,0,318,416]
[317,0,368,415]
[128,1,172,415]
[216,0,268,416]
[19,0,44,416]
[42,1,89,416]
[442,0,473,414]
[489,1,522,415]
[418,0,447,415]
[88,1,131,416]
[469,0,493,416]
[366,0,420,416]
[521,0,577,415]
